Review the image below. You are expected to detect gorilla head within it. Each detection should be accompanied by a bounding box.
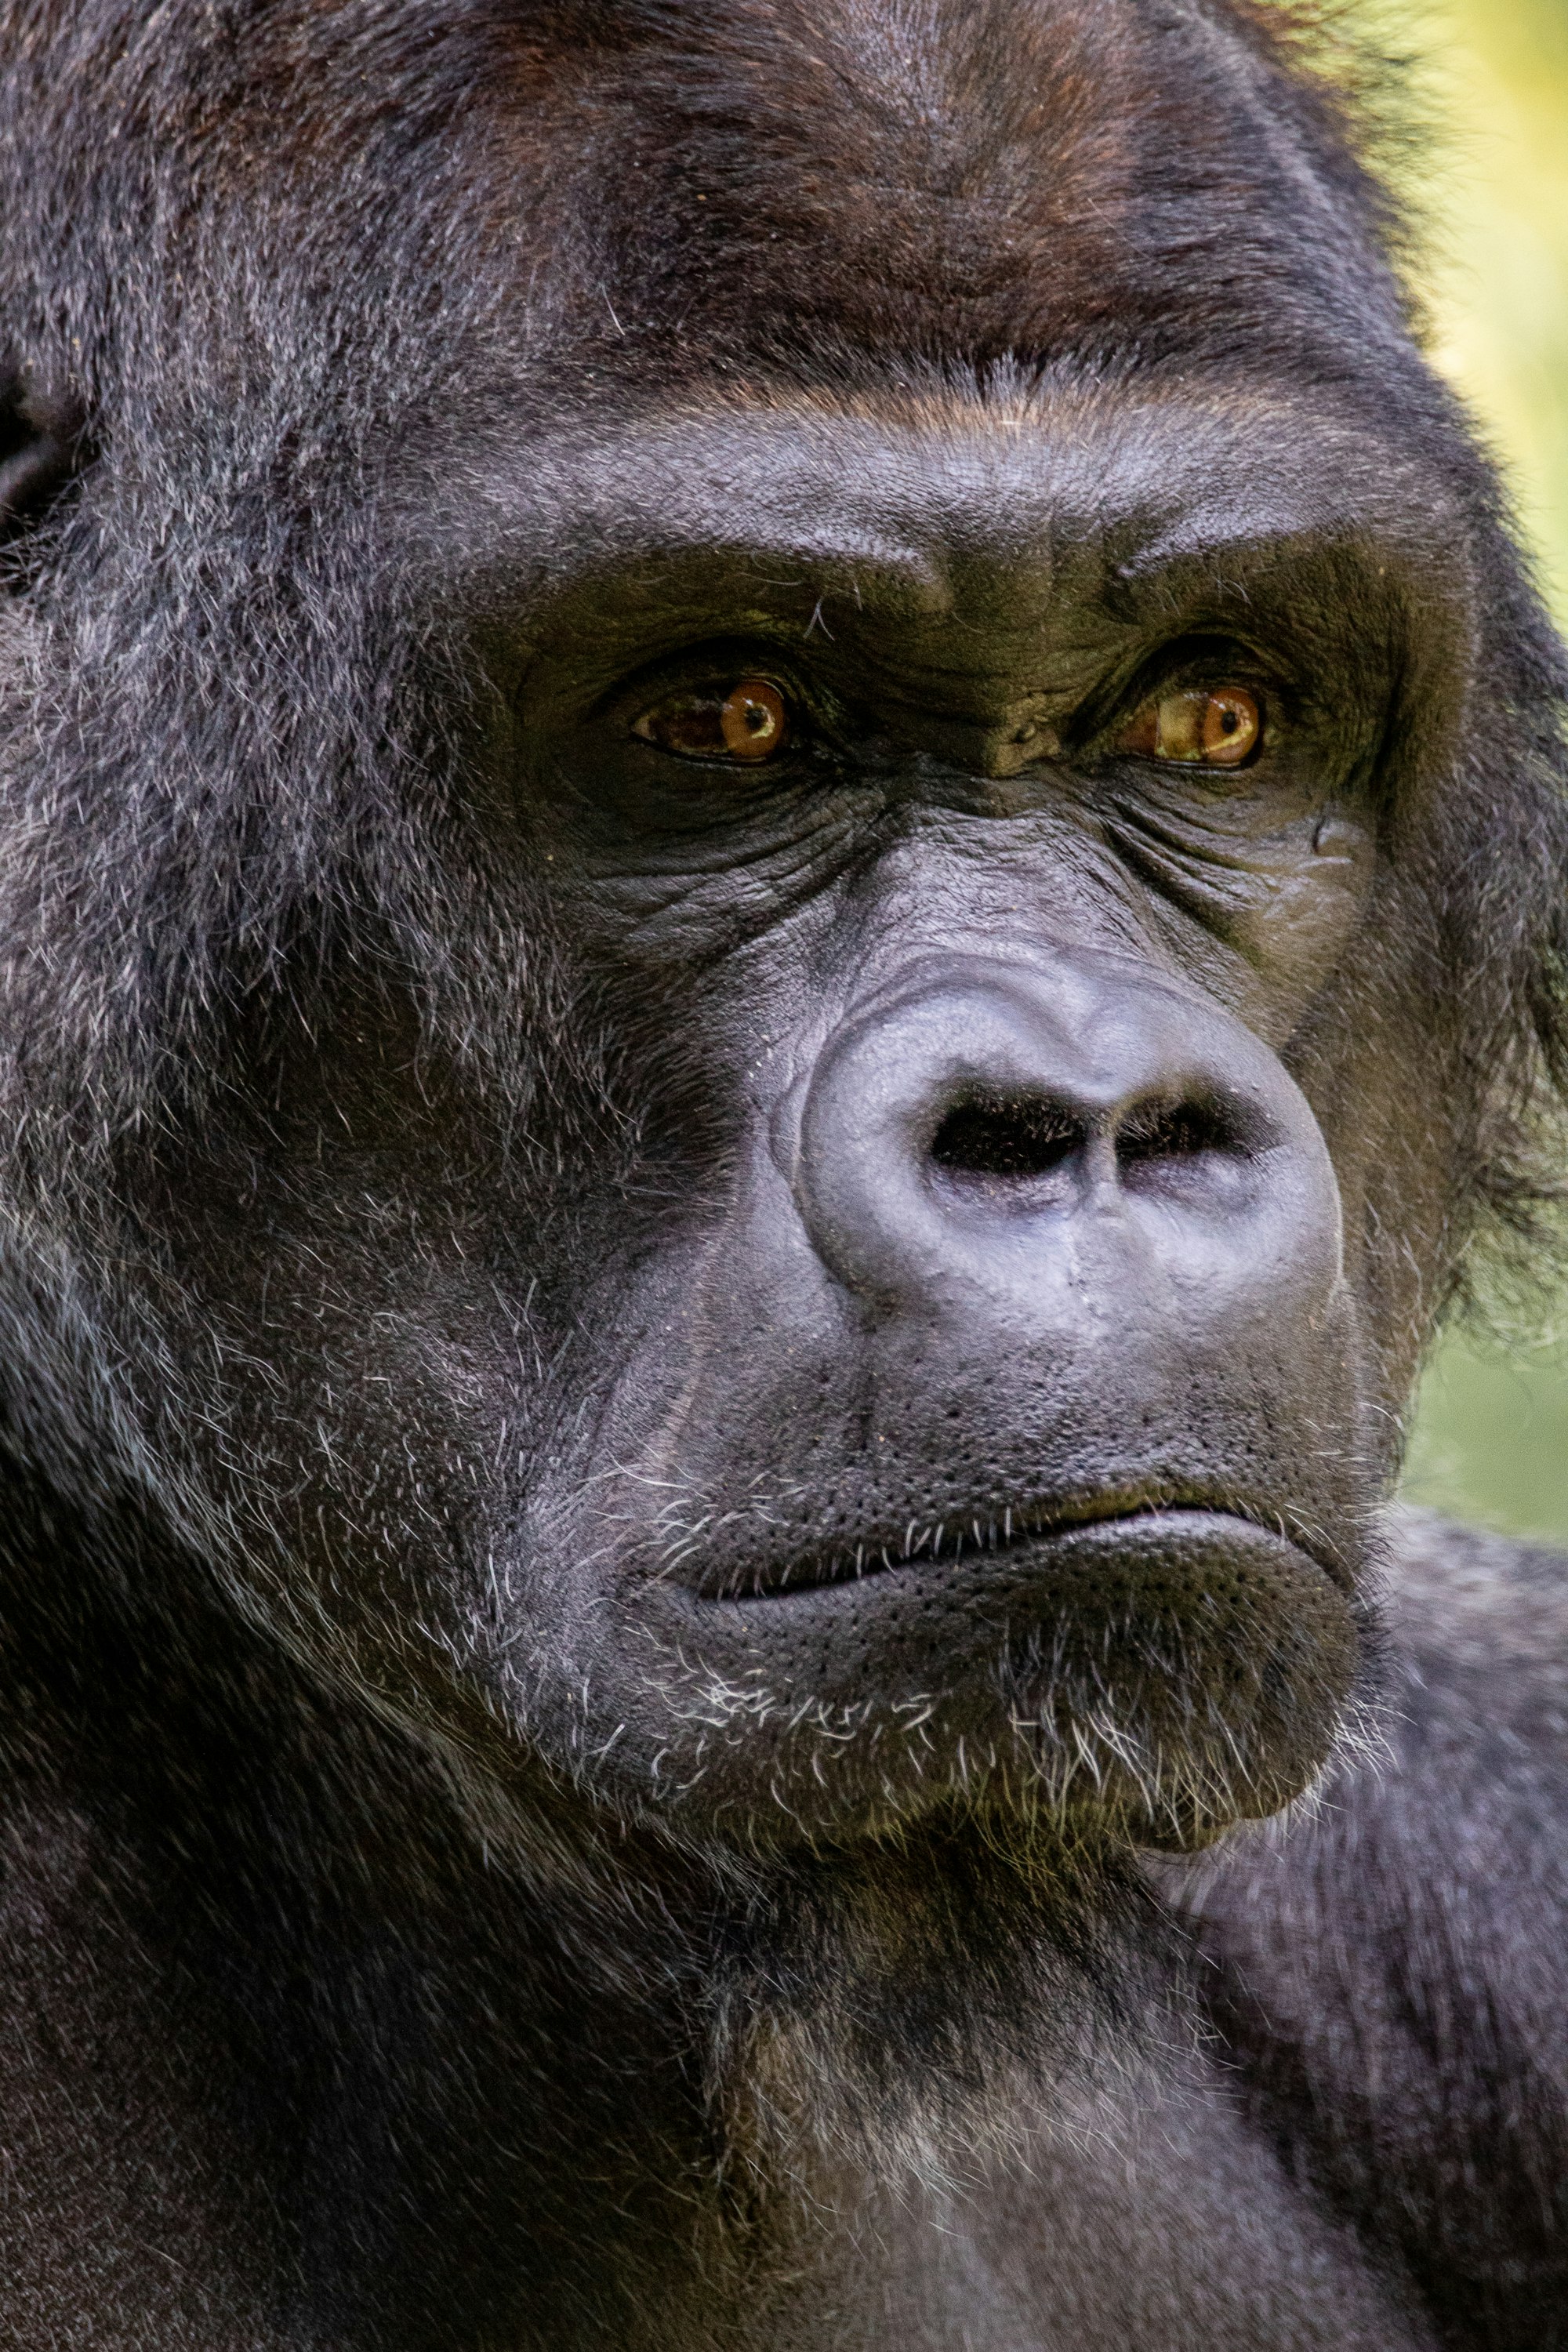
[1,0,1565,2217]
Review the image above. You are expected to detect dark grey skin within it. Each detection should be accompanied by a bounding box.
[1,0,1566,2345]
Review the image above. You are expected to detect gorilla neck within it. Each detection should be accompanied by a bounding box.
[4,1577,1171,2349]
[698,1808,1163,2181]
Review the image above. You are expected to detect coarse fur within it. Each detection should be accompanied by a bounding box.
[0,1,1566,2346]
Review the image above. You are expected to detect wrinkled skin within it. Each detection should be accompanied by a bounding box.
[0,2,1566,2347]
[158,394,1393,1847]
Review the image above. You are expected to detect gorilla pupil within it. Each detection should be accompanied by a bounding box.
[719,677,786,758]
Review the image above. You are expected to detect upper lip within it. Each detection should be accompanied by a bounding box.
[692,1487,1341,1601]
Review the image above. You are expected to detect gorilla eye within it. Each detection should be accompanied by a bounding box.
[632,677,791,762]
[1118,685,1261,768]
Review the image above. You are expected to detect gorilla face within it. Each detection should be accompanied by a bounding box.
[129,380,1459,1855]
[11,0,1537,1905]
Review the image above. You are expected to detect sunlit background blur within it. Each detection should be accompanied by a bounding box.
[1396,0,1568,1543]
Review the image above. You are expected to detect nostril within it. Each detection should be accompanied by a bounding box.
[1114,1091,1258,1185]
[929,1093,1083,1181]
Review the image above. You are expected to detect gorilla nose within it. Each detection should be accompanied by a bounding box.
[787,953,1344,1330]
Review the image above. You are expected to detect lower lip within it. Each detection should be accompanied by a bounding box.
[696,1504,1345,1604]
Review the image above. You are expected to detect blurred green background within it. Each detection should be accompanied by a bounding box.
[1397,0,1568,1544]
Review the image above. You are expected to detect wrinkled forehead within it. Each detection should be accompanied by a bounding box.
[194,0,1453,651]
[428,377,1470,649]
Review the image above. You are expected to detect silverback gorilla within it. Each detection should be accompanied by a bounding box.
[0,1,1566,2345]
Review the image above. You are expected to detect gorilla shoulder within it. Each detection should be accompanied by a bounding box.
[1177,1510,1568,2352]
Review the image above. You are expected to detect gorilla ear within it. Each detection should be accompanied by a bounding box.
[0,351,89,556]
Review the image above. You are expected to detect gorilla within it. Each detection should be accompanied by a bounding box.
[0,0,1565,2344]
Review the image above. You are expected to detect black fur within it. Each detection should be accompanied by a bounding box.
[0,3,1565,2345]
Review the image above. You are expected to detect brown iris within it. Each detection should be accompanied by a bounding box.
[633,677,790,762]
[1118,685,1261,768]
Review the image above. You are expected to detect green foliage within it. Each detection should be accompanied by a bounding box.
[1402,0,1568,1541]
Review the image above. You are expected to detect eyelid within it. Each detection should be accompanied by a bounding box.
[1101,633,1277,703]
[1091,639,1281,753]
[605,644,793,710]
[608,640,857,768]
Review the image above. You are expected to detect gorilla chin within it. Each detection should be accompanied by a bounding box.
[655,1507,1365,2183]
[492,1503,1366,1858]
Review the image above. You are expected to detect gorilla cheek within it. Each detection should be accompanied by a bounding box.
[1105,793,1377,1047]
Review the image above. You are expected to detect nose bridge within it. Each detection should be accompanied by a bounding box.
[1040,984,1198,1128]
[786,949,1341,1331]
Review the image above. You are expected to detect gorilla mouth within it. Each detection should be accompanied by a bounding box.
[697,1495,1345,1601]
